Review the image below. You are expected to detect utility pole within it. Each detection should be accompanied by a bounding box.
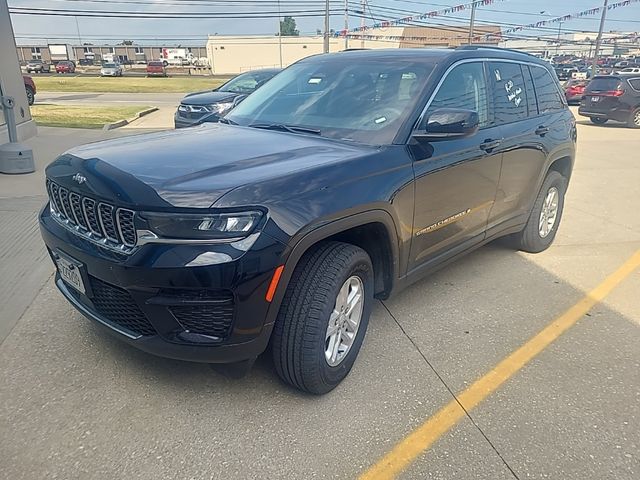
[555,21,563,55]
[591,0,609,77]
[277,0,283,67]
[344,0,349,50]
[360,0,366,48]
[74,16,82,45]
[468,1,477,44]
[323,0,330,53]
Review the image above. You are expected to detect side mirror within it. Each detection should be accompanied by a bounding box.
[414,108,480,141]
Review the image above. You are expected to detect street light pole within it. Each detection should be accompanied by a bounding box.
[324,0,330,53]
[468,1,477,44]
[591,0,610,77]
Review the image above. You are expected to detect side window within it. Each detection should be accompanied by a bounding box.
[628,78,640,92]
[488,62,528,125]
[530,66,564,114]
[427,62,489,127]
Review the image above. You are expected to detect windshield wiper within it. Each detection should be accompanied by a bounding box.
[248,123,321,136]
[218,117,238,125]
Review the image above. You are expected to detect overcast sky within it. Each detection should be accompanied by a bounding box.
[8,0,640,46]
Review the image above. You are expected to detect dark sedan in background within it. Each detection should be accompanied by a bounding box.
[174,69,280,128]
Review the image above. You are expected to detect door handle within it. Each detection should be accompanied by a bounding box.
[535,125,550,136]
[479,139,502,152]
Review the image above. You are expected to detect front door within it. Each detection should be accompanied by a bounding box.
[408,61,502,272]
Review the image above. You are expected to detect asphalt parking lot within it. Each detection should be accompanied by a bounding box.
[1,111,639,479]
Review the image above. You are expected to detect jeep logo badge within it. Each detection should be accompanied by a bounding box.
[72,173,87,185]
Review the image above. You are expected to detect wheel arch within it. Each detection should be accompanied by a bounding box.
[547,155,573,182]
[264,210,400,326]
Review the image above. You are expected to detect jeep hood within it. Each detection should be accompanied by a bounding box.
[45,124,372,208]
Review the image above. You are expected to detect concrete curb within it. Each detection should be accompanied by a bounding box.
[102,107,159,131]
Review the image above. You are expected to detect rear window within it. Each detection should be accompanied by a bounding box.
[529,65,564,114]
[586,77,621,92]
[148,62,163,67]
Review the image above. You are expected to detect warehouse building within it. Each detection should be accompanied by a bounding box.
[206,25,501,74]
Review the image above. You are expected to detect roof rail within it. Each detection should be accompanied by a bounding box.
[456,45,539,58]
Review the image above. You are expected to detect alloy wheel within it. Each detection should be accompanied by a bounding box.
[324,276,364,367]
[538,186,559,238]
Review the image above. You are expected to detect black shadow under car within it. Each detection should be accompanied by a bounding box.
[40,47,576,394]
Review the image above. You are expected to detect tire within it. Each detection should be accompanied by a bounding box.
[511,170,567,253]
[25,86,34,106]
[628,108,640,129]
[271,241,374,395]
[591,117,608,125]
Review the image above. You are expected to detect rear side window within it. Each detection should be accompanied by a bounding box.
[628,78,640,92]
[530,66,564,114]
[427,62,489,127]
[586,77,622,92]
[488,61,529,124]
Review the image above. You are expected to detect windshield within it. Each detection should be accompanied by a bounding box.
[219,71,277,94]
[226,60,433,145]
[103,63,116,68]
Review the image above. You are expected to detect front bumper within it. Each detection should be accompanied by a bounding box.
[174,111,218,129]
[39,205,287,363]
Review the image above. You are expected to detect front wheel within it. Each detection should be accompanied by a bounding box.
[591,117,608,125]
[510,170,567,253]
[271,242,373,395]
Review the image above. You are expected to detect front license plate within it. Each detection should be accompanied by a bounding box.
[55,253,86,294]
[591,96,600,102]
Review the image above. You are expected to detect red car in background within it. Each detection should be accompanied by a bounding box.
[146,61,167,77]
[564,79,589,105]
[55,61,76,74]
[23,75,36,105]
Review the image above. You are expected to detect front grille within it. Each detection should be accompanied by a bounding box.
[169,292,234,339]
[46,179,137,253]
[90,277,157,336]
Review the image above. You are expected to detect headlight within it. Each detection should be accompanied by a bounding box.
[141,211,263,240]
[211,101,235,115]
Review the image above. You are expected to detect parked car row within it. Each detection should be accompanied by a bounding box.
[24,59,76,74]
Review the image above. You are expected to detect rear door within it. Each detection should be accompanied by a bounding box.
[488,62,566,230]
[408,61,502,272]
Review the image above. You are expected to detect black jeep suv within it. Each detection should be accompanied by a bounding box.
[40,47,576,394]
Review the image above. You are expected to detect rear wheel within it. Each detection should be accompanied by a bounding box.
[271,242,373,394]
[591,117,608,125]
[628,108,640,129]
[510,170,567,253]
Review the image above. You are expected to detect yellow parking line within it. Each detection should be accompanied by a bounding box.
[361,249,640,480]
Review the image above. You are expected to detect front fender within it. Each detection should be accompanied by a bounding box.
[263,209,401,326]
